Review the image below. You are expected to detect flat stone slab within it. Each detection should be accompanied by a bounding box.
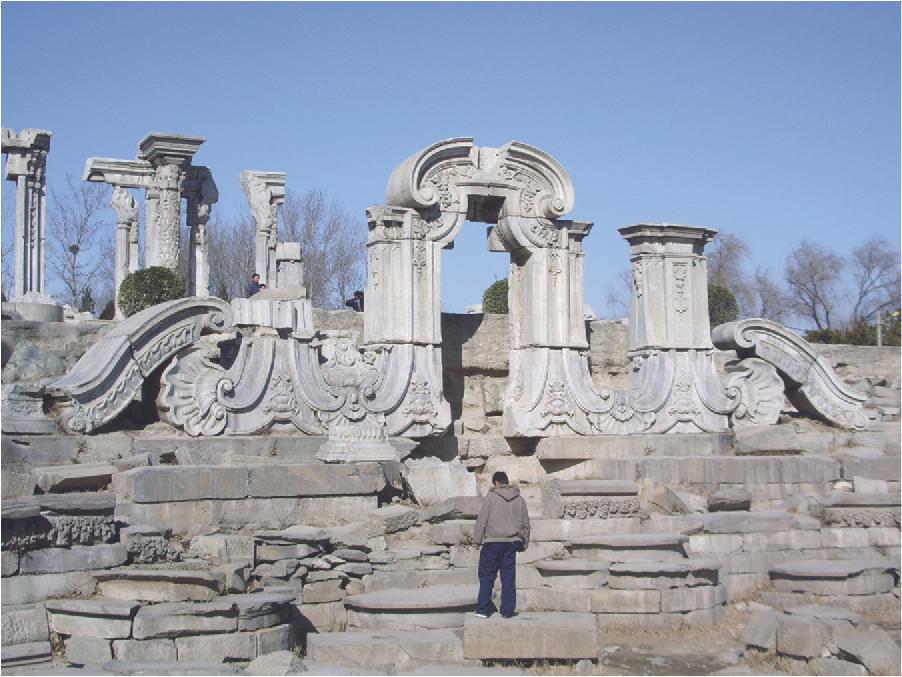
[784,604,863,625]
[609,558,721,575]
[567,532,689,548]
[95,568,222,602]
[46,598,140,617]
[254,525,331,544]
[33,492,117,514]
[20,544,127,574]
[345,585,479,611]
[33,463,117,493]
[535,433,732,459]
[701,511,805,533]
[131,601,237,639]
[463,612,596,659]
[307,629,463,672]
[218,591,294,616]
[558,480,639,496]
[0,640,52,665]
[1,501,42,520]
[770,559,896,579]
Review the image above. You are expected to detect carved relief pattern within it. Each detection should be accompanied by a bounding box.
[561,497,641,520]
[632,260,644,299]
[263,373,300,419]
[587,390,656,434]
[672,263,688,313]
[540,381,575,422]
[726,358,784,427]
[412,242,428,278]
[153,164,184,270]
[402,380,439,421]
[667,380,702,419]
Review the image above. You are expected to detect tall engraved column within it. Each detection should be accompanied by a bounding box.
[619,223,738,433]
[241,171,286,287]
[110,187,139,318]
[2,128,52,299]
[137,133,205,270]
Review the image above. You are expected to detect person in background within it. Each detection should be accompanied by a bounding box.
[472,471,530,618]
[345,290,365,312]
[246,273,261,297]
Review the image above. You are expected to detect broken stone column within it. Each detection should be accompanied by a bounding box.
[241,171,286,288]
[110,187,139,319]
[184,167,218,296]
[2,128,57,316]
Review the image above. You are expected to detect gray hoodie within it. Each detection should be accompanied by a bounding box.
[473,484,530,545]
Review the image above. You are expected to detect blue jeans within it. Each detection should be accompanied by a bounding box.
[476,541,517,616]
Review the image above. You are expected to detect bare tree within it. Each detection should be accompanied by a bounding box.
[280,189,367,309]
[604,268,633,318]
[849,237,900,322]
[206,208,256,301]
[785,240,844,330]
[750,266,792,323]
[1,182,16,299]
[707,231,755,315]
[47,177,111,307]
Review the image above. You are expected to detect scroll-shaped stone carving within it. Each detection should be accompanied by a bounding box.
[724,357,784,427]
[48,298,232,433]
[712,318,868,430]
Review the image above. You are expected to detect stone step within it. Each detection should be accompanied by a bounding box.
[535,433,733,460]
[94,568,224,602]
[0,640,52,668]
[769,558,898,596]
[344,584,478,630]
[46,598,141,639]
[100,660,243,675]
[306,628,464,673]
[557,480,640,496]
[463,611,597,660]
[534,558,609,588]
[1,603,50,647]
[607,558,721,589]
[566,532,689,561]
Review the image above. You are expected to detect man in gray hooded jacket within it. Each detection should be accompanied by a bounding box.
[473,471,530,618]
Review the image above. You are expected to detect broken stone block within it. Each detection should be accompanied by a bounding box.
[337,562,372,577]
[64,635,112,664]
[660,585,726,613]
[366,504,419,534]
[188,533,254,562]
[333,548,368,562]
[121,525,182,564]
[832,624,902,676]
[707,487,752,512]
[463,612,596,660]
[345,584,478,630]
[33,463,116,493]
[303,579,345,604]
[421,496,483,523]
[405,458,477,507]
[429,520,475,546]
[115,466,248,503]
[1,570,98,606]
[112,639,178,662]
[255,542,320,562]
[769,559,896,595]
[246,650,304,676]
[0,640,52,668]
[175,631,256,662]
[607,558,720,590]
[810,657,867,676]
[741,610,778,651]
[46,598,139,639]
[588,588,660,613]
[299,601,347,633]
[567,532,688,561]
[1,550,19,577]
[534,559,609,589]
[255,623,294,655]
[247,463,385,498]
[775,614,830,659]
[1,603,49,645]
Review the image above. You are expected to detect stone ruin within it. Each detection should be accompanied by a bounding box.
[1,136,899,676]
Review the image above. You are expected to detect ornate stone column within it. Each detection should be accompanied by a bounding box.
[2,128,51,299]
[619,224,739,433]
[110,187,139,318]
[138,133,204,271]
[185,167,218,296]
[241,171,286,287]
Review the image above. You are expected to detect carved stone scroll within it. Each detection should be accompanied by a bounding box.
[724,357,784,427]
[712,318,868,429]
[49,298,232,433]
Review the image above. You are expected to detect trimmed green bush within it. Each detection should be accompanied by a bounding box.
[118,266,184,318]
[708,284,739,328]
[482,278,509,314]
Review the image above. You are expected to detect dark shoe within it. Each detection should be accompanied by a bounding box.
[501,612,518,618]
[473,611,490,618]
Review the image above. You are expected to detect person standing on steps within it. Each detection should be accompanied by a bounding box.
[472,471,530,618]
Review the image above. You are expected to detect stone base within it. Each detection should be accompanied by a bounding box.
[2,299,63,322]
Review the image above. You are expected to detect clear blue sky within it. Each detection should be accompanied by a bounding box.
[2,2,899,315]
